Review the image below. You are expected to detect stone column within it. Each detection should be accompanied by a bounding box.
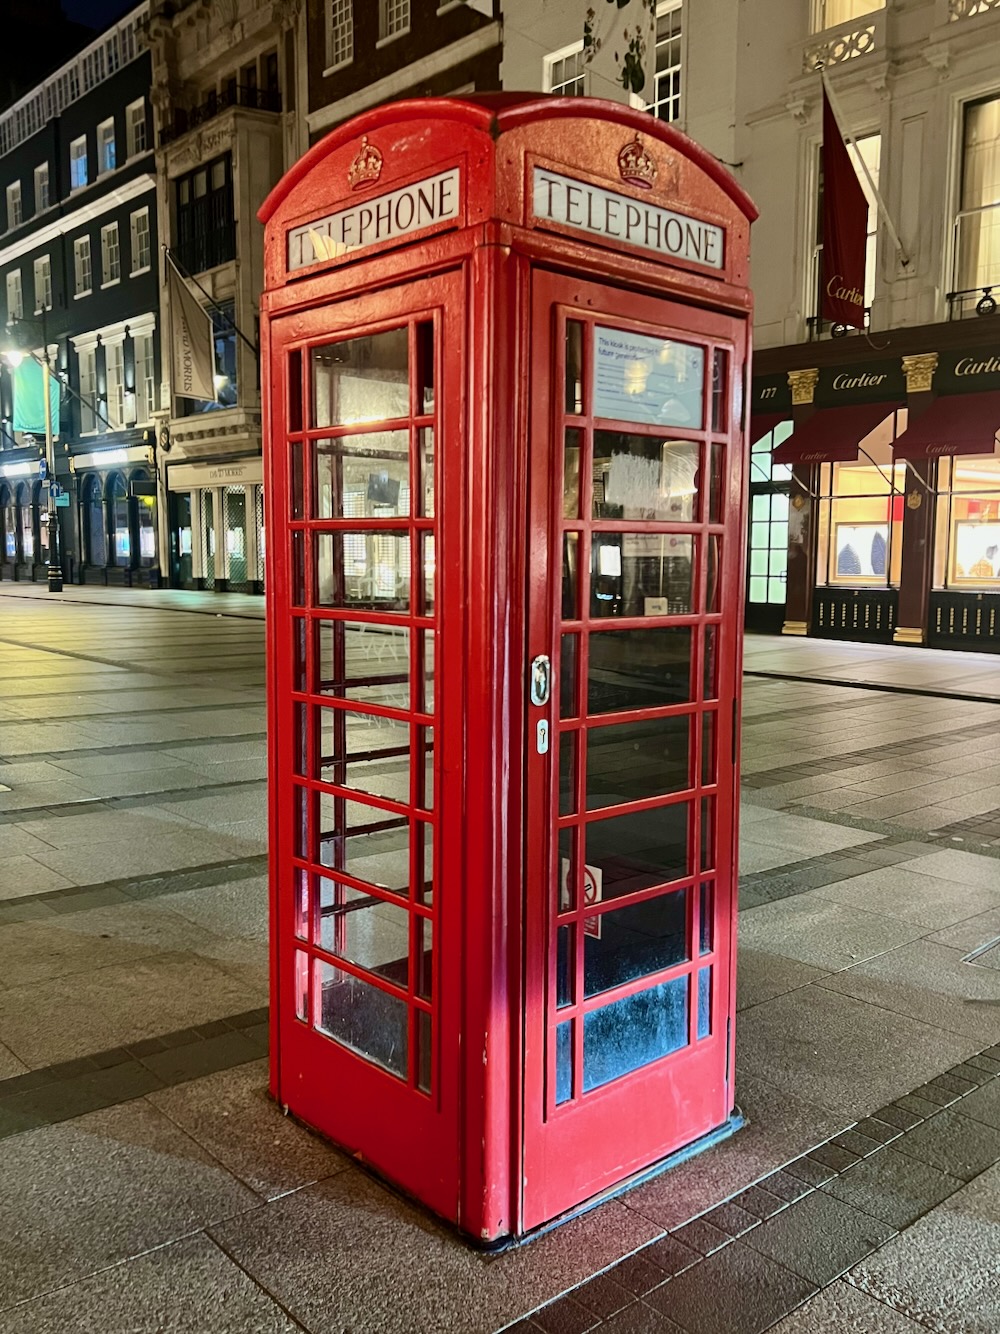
[782,368,819,637]
[893,353,938,646]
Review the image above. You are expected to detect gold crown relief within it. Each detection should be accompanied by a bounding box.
[348,136,383,191]
[617,136,657,190]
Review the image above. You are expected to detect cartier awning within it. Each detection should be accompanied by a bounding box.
[771,401,903,466]
[748,412,789,445]
[892,392,1000,460]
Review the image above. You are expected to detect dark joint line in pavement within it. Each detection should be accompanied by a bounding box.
[0,775,266,824]
[744,668,1000,707]
[13,732,268,764]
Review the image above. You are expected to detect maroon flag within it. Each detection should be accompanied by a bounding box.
[821,89,868,329]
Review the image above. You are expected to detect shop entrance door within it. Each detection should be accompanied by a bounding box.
[522,271,744,1229]
[269,273,462,1219]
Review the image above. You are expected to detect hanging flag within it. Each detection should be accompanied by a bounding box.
[11,357,59,436]
[821,88,868,330]
[167,258,216,402]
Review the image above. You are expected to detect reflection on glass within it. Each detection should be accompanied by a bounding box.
[557,924,574,1007]
[701,798,715,873]
[558,827,574,911]
[704,627,718,701]
[590,533,693,618]
[697,966,712,1039]
[709,443,724,523]
[563,532,580,619]
[419,727,434,810]
[294,868,309,941]
[294,784,308,858]
[711,348,728,434]
[421,630,435,713]
[312,328,409,428]
[417,320,434,414]
[419,821,434,905]
[288,348,302,432]
[593,327,704,428]
[295,950,309,1021]
[564,427,582,518]
[586,715,690,809]
[293,702,307,776]
[316,620,409,707]
[594,433,699,522]
[699,881,713,955]
[291,440,304,518]
[314,432,409,519]
[292,531,305,607]
[417,1009,432,1093]
[416,915,433,999]
[706,535,721,613]
[560,634,579,718]
[556,1020,573,1104]
[585,802,689,900]
[316,706,409,778]
[588,627,692,713]
[315,532,411,611]
[419,427,435,517]
[583,889,688,997]
[560,732,577,815]
[421,534,435,615]
[565,321,584,414]
[317,794,410,894]
[316,959,408,1078]
[293,617,307,691]
[319,882,410,983]
[583,975,688,1091]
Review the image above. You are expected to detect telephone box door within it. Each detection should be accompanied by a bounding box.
[522,269,746,1229]
[268,272,464,1219]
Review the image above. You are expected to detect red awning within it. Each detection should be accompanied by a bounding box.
[892,392,1000,460]
[771,401,903,466]
[748,412,788,445]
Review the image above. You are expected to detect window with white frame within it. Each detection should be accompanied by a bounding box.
[5,181,21,229]
[647,3,682,123]
[77,344,97,433]
[813,133,880,322]
[97,119,116,175]
[380,0,409,39]
[5,269,22,322]
[954,94,1000,297]
[125,99,146,157]
[105,338,125,429]
[544,42,586,96]
[70,135,88,190]
[33,254,51,312]
[74,236,92,296]
[101,222,120,284]
[33,163,49,212]
[130,207,150,273]
[812,0,884,30]
[133,331,156,423]
[327,0,353,68]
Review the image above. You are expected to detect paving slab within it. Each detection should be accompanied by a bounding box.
[737,896,925,971]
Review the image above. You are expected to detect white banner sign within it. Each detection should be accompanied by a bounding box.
[288,168,461,271]
[533,168,724,270]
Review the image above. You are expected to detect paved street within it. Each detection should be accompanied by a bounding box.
[0,584,999,1332]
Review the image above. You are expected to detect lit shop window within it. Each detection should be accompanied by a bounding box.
[934,455,1000,590]
[815,412,906,586]
[812,0,883,32]
[954,94,1000,299]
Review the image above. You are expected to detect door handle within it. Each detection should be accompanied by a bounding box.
[529,654,551,707]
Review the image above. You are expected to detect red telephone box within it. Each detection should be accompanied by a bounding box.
[259,95,756,1244]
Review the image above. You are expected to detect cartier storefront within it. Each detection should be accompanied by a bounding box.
[748,323,1000,653]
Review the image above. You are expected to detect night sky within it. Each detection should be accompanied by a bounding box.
[62,0,135,32]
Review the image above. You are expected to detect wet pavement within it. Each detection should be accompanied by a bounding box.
[0,582,998,1332]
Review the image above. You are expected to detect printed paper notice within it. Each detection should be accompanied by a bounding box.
[593,326,704,428]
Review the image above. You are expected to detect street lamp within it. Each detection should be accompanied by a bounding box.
[2,323,62,592]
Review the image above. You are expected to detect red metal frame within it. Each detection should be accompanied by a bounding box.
[260,94,755,1244]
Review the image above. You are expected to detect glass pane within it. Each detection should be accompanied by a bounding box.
[421,630,435,713]
[565,321,583,414]
[699,881,713,955]
[556,1020,573,1104]
[702,711,716,787]
[748,576,767,602]
[564,427,582,519]
[563,532,580,619]
[293,702,308,776]
[557,924,574,1007]
[711,348,729,433]
[701,797,715,873]
[315,532,410,611]
[291,531,305,606]
[312,328,409,428]
[418,821,434,905]
[593,434,699,522]
[586,715,691,810]
[295,950,309,1021]
[292,617,307,691]
[314,432,409,519]
[288,348,302,432]
[559,732,577,815]
[590,533,693,618]
[560,634,578,719]
[558,827,575,912]
[316,706,409,777]
[421,534,435,615]
[416,320,434,414]
[294,784,308,858]
[327,749,410,805]
[583,975,688,1091]
[419,727,434,810]
[704,627,718,701]
[318,797,409,894]
[291,440,304,518]
[749,551,767,576]
[585,802,689,900]
[294,869,310,940]
[416,916,433,999]
[316,960,408,1078]
[697,966,712,1039]
[593,327,704,429]
[319,883,409,983]
[709,444,724,523]
[419,427,434,517]
[417,1009,432,1093]
[751,494,769,522]
[588,627,691,713]
[583,889,688,998]
[706,536,721,614]
[316,620,410,707]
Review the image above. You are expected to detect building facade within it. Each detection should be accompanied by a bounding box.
[0,7,161,587]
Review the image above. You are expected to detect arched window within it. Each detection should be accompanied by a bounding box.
[131,468,157,568]
[108,472,130,567]
[82,474,106,567]
[0,484,15,563]
[16,483,33,562]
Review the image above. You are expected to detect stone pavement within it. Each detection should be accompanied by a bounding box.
[0,583,998,1332]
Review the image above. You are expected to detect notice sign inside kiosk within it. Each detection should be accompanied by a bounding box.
[594,326,705,427]
[287,167,461,271]
[533,168,724,270]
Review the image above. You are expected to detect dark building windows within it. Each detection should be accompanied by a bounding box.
[174,154,235,274]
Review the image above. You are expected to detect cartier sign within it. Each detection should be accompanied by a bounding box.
[287,168,461,271]
[532,168,724,270]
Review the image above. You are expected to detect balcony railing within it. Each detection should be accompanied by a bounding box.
[803,10,883,70]
[159,83,281,147]
[950,0,1000,19]
[945,286,1000,319]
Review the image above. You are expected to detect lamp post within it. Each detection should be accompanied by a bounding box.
[3,317,62,592]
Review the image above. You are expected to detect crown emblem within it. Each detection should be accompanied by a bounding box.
[618,135,657,189]
[348,136,383,191]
